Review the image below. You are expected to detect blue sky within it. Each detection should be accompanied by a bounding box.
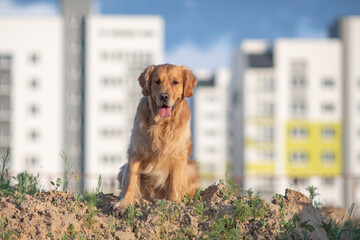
[2,0,360,69]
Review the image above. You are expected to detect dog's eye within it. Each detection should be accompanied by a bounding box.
[155,80,161,85]
[173,80,179,85]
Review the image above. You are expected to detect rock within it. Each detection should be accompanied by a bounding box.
[320,206,350,226]
[114,231,135,240]
[201,183,227,203]
[284,189,329,240]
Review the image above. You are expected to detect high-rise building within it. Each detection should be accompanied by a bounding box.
[85,16,163,191]
[0,0,163,192]
[232,16,360,210]
[232,39,344,206]
[193,68,231,187]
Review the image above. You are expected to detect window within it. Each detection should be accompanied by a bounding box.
[0,72,10,89]
[322,78,335,87]
[0,125,9,137]
[322,152,335,165]
[290,127,308,139]
[322,103,335,112]
[101,128,122,138]
[291,60,307,90]
[101,103,122,112]
[101,77,122,86]
[29,78,39,89]
[323,177,335,186]
[0,55,12,67]
[101,155,121,164]
[205,146,216,153]
[289,151,308,164]
[29,104,39,115]
[29,130,39,141]
[29,53,40,64]
[205,96,216,102]
[204,112,216,119]
[26,156,39,168]
[205,129,216,136]
[257,76,274,92]
[291,100,307,116]
[260,150,274,161]
[322,127,335,139]
[262,127,274,141]
[293,178,308,186]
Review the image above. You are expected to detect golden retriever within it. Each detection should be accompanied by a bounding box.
[113,64,198,214]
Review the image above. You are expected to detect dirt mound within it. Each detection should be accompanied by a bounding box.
[0,183,353,239]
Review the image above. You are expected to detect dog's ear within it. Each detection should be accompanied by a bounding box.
[138,65,155,96]
[181,66,197,98]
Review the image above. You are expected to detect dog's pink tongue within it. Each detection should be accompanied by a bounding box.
[159,107,172,118]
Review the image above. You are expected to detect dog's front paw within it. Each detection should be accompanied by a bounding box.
[112,200,128,216]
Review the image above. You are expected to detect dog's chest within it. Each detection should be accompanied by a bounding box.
[147,122,189,155]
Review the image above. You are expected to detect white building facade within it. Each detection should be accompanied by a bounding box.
[193,68,231,187]
[0,17,64,188]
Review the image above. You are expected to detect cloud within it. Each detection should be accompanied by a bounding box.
[295,17,327,38]
[0,0,58,16]
[165,36,233,70]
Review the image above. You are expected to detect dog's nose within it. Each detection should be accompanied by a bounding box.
[160,93,170,103]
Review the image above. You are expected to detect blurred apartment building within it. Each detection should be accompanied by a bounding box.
[192,68,231,187]
[0,0,163,191]
[231,16,360,209]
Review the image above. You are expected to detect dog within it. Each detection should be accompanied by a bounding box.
[113,64,199,214]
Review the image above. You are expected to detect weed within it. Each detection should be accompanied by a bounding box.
[177,226,195,239]
[233,198,251,222]
[51,178,62,191]
[182,193,191,205]
[46,232,54,238]
[208,215,242,240]
[108,214,116,234]
[193,188,202,201]
[13,171,41,207]
[95,174,102,194]
[83,176,104,229]
[16,171,41,195]
[273,193,283,205]
[194,202,209,223]
[167,204,181,221]
[0,148,12,196]
[125,204,143,231]
[154,199,169,238]
[322,203,360,240]
[300,219,315,232]
[1,217,14,240]
[306,186,320,209]
[60,152,70,192]
[73,173,83,204]
[65,224,77,239]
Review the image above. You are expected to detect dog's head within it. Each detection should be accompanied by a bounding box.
[138,64,197,118]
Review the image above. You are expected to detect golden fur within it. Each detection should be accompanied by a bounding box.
[113,64,198,214]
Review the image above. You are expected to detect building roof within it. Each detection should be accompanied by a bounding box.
[248,53,273,68]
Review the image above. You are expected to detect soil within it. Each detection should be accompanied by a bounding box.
[0,183,351,239]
